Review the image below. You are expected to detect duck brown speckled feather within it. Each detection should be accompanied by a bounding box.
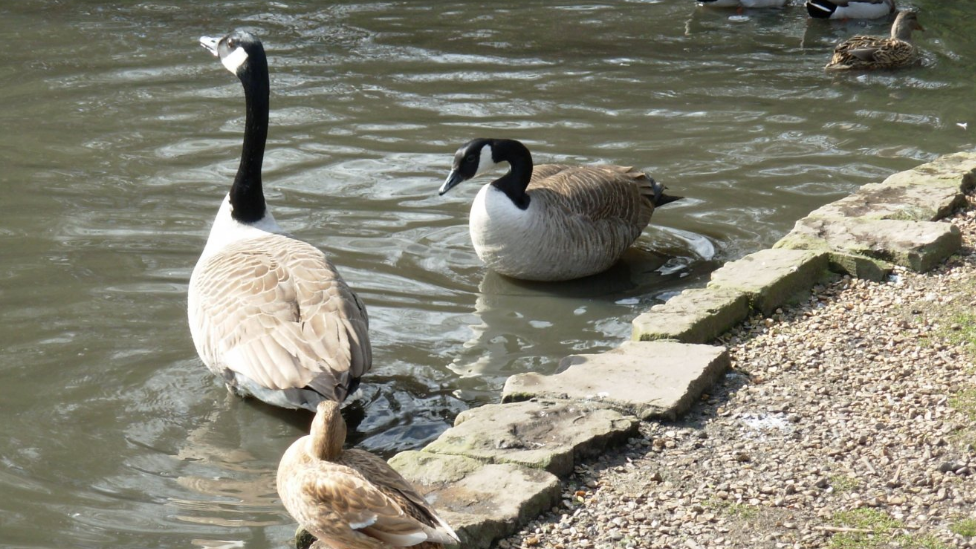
[825,10,924,71]
[277,401,458,549]
[189,233,370,405]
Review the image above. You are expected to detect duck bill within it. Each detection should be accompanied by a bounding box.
[199,36,220,56]
[439,170,464,195]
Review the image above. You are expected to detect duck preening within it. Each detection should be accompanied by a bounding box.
[439,138,682,282]
[188,30,371,411]
[277,401,460,549]
[806,0,895,20]
[824,10,924,71]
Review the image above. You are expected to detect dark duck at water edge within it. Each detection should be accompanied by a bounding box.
[824,9,924,71]
[188,30,372,411]
[439,138,682,282]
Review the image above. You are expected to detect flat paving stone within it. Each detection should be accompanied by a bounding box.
[776,216,961,273]
[502,341,730,420]
[808,152,976,222]
[631,287,749,344]
[707,248,829,316]
[388,451,560,549]
[424,399,638,477]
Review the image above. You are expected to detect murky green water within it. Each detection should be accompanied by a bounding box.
[1,0,973,546]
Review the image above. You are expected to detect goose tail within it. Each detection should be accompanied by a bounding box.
[647,178,683,207]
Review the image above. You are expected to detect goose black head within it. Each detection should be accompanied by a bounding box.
[199,30,267,77]
[439,138,498,195]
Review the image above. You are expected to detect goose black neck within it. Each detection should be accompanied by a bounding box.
[230,50,269,224]
[489,139,533,210]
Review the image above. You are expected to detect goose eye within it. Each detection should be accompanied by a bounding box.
[226,39,236,49]
[464,155,476,163]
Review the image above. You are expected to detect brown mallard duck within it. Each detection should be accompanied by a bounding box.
[825,10,924,71]
[276,401,459,548]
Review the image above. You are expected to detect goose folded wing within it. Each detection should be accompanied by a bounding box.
[193,241,370,393]
[532,165,652,224]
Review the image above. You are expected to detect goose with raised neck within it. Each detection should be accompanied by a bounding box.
[188,30,371,411]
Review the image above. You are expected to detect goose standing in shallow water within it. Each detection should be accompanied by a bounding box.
[277,401,460,549]
[439,138,681,282]
[189,31,371,411]
[825,10,924,71]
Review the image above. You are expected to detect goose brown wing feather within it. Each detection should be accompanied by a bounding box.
[529,163,655,228]
[190,234,371,401]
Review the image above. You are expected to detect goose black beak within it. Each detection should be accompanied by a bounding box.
[439,170,464,196]
[199,36,220,56]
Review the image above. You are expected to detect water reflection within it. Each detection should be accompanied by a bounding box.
[448,225,716,384]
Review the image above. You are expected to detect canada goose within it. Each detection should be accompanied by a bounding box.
[806,0,895,20]
[277,401,460,549]
[188,30,371,411]
[697,0,789,8]
[825,10,924,71]
[439,138,681,282]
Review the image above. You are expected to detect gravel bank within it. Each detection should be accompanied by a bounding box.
[498,197,976,549]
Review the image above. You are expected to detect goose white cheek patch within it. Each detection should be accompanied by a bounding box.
[221,46,249,74]
[476,144,495,176]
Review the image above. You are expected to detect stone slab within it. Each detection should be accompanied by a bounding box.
[631,287,749,344]
[424,399,638,477]
[773,232,894,282]
[501,341,730,420]
[707,248,829,316]
[776,217,961,273]
[809,152,976,222]
[825,251,893,282]
[388,452,560,549]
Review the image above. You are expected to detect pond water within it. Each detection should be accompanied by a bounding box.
[1,0,973,546]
